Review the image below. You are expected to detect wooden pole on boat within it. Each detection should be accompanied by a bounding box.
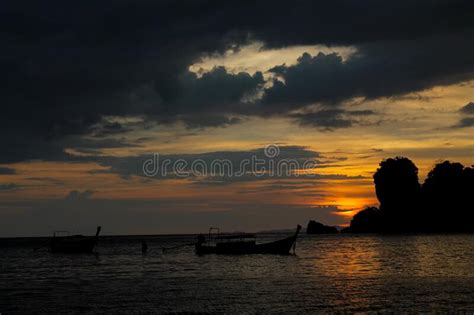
[94,226,101,244]
[95,226,102,237]
[293,225,302,254]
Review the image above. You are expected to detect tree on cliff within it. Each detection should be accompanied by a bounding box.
[422,161,473,232]
[373,157,421,232]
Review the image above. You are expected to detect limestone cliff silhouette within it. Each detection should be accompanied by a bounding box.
[422,161,474,232]
[345,207,382,233]
[345,157,474,233]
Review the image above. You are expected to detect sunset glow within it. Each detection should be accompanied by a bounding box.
[1,1,474,237]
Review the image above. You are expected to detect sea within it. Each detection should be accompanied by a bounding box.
[1,233,474,313]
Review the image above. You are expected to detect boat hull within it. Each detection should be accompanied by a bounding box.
[195,226,301,256]
[50,236,97,253]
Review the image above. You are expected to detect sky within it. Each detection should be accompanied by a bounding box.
[1,0,474,237]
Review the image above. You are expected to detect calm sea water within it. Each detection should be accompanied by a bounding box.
[1,233,474,313]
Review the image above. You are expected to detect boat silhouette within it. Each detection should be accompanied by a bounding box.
[195,225,301,255]
[50,226,101,253]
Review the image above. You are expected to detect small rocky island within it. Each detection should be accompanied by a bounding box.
[306,220,338,234]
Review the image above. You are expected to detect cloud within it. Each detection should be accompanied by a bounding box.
[84,145,368,187]
[0,183,18,191]
[291,109,353,129]
[290,108,376,130]
[89,121,133,138]
[2,0,474,162]
[91,145,322,180]
[456,117,474,128]
[176,67,264,112]
[459,102,474,114]
[261,39,474,111]
[65,190,95,201]
[454,101,474,128]
[0,167,16,175]
[26,177,66,186]
[349,110,377,116]
[191,173,366,187]
[65,137,141,156]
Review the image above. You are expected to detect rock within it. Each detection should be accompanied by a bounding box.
[340,227,352,233]
[306,220,338,234]
[349,207,382,233]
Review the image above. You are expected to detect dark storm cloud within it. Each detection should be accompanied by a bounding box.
[454,101,474,127]
[91,145,322,180]
[0,183,19,191]
[261,36,474,110]
[176,67,264,112]
[456,117,474,128]
[2,0,474,162]
[460,102,474,114]
[86,145,366,186]
[291,109,376,129]
[349,110,377,117]
[180,115,242,129]
[89,122,133,138]
[0,167,16,175]
[65,190,95,201]
[75,138,140,149]
[292,109,353,129]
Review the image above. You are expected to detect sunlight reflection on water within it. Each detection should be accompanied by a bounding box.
[1,234,474,312]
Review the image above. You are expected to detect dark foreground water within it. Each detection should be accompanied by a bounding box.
[1,233,474,313]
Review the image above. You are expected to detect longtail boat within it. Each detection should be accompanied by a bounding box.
[195,225,301,255]
[50,226,101,253]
